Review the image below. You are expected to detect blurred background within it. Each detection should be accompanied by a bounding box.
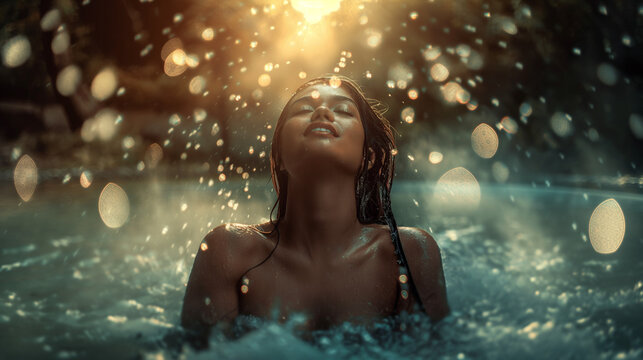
[0,0,641,359]
[1,0,640,187]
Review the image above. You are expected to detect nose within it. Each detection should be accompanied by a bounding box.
[311,105,335,123]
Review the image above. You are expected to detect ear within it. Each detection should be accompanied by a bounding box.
[367,147,376,170]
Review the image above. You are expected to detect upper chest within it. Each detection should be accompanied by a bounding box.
[238,230,400,327]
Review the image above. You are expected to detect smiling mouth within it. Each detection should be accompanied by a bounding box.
[309,127,334,135]
[304,123,338,137]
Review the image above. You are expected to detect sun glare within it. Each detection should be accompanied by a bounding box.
[290,0,343,24]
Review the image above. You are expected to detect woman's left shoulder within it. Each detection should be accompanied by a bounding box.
[398,226,450,321]
[397,226,441,261]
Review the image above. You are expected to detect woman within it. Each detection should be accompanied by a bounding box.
[181,75,449,343]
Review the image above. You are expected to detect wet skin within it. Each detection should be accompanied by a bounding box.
[181,84,449,336]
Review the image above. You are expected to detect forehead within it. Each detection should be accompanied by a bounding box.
[289,83,355,104]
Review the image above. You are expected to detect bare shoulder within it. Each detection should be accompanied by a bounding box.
[182,223,273,331]
[397,226,450,321]
[397,226,441,262]
[201,222,274,268]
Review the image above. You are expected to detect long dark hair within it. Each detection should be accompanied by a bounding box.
[244,76,421,306]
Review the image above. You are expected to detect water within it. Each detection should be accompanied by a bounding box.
[0,177,641,359]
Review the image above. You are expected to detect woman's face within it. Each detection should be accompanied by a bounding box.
[278,83,365,178]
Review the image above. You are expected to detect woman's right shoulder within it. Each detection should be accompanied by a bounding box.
[201,222,275,262]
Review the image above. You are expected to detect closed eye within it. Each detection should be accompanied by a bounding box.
[294,105,314,115]
[333,105,354,116]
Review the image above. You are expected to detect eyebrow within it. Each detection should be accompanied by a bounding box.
[289,94,358,108]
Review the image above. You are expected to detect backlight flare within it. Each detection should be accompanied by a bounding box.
[290,0,343,24]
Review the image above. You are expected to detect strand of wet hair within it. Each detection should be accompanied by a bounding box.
[381,184,426,313]
[239,226,280,284]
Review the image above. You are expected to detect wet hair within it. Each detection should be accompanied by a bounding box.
[243,76,421,306]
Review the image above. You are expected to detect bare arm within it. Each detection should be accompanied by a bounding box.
[399,227,450,322]
[181,225,240,345]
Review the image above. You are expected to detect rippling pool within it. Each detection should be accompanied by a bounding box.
[1,178,641,359]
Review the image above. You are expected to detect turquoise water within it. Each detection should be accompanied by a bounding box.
[0,178,641,359]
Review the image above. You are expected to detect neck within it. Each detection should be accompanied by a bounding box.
[280,172,362,261]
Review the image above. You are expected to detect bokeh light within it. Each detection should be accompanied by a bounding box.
[428,152,443,164]
[40,9,61,31]
[258,73,271,87]
[13,154,38,202]
[80,170,93,188]
[2,35,31,68]
[430,63,449,82]
[56,65,82,96]
[550,112,573,137]
[589,199,626,254]
[491,161,510,183]
[471,123,499,159]
[432,167,481,212]
[98,183,130,229]
[145,143,163,169]
[401,107,415,124]
[91,67,118,101]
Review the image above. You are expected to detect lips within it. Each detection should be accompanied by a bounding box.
[304,122,339,137]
